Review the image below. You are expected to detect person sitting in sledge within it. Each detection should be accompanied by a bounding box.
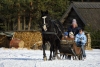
[64,19,80,39]
[63,19,81,59]
[75,28,87,59]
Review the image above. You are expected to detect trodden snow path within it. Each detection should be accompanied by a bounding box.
[0,48,100,67]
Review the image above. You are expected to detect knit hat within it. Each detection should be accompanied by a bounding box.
[72,19,77,25]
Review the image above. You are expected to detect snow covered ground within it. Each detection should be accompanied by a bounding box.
[0,48,100,67]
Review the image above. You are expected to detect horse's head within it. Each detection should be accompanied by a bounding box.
[41,10,50,31]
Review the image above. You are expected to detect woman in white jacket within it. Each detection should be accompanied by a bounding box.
[75,28,87,59]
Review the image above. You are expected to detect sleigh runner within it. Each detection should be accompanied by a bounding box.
[59,37,83,60]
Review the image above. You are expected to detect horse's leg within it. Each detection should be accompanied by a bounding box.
[53,51,56,60]
[63,53,67,59]
[77,52,82,60]
[74,56,76,60]
[56,50,61,60]
[71,48,77,60]
[53,41,61,60]
[56,40,61,59]
[48,40,56,60]
[49,45,53,60]
[78,54,82,60]
[72,55,75,60]
[79,52,83,60]
[60,53,63,59]
[42,41,47,61]
[63,54,65,59]
[49,40,57,60]
[52,42,57,60]
[60,53,62,59]
[65,54,68,59]
[80,54,83,60]
[67,55,71,60]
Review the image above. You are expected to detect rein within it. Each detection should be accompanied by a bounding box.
[42,31,61,41]
[53,22,63,35]
[42,22,63,41]
[41,18,63,41]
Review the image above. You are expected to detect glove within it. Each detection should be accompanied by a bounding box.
[78,41,82,44]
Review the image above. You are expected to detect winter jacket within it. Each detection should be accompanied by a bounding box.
[75,32,87,45]
[67,26,80,36]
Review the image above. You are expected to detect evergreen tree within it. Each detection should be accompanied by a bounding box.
[0,0,69,31]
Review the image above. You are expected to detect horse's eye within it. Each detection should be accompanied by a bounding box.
[46,23,49,27]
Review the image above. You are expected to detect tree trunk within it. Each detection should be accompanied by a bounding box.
[24,16,26,30]
[81,0,83,2]
[23,10,26,30]
[28,15,32,31]
[17,3,21,31]
[4,21,7,31]
[13,22,14,31]
[6,20,8,31]
[18,13,21,31]
[8,18,10,31]
[28,2,33,31]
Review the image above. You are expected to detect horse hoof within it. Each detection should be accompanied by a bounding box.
[43,57,47,61]
[48,57,52,60]
[52,57,56,60]
[57,56,61,60]
[48,58,52,61]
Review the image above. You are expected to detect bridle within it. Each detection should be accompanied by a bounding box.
[41,16,63,41]
[42,16,47,31]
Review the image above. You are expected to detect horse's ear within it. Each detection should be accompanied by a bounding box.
[41,10,43,14]
[45,10,48,14]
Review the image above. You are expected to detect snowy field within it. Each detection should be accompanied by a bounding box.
[0,48,100,67]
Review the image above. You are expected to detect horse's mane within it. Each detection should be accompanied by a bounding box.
[53,19,64,33]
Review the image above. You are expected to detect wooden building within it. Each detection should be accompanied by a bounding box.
[69,0,100,2]
[60,2,100,31]
[60,2,100,49]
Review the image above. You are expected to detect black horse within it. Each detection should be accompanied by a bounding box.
[40,10,64,60]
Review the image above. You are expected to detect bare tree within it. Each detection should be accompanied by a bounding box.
[18,13,21,30]
[28,2,33,31]
[24,10,26,30]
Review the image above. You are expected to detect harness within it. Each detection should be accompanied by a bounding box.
[42,20,63,41]
[41,19,77,57]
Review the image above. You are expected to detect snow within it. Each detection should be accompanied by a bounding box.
[0,48,100,67]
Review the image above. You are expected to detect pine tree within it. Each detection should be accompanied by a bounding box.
[0,0,69,31]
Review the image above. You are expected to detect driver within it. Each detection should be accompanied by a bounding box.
[64,19,80,38]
